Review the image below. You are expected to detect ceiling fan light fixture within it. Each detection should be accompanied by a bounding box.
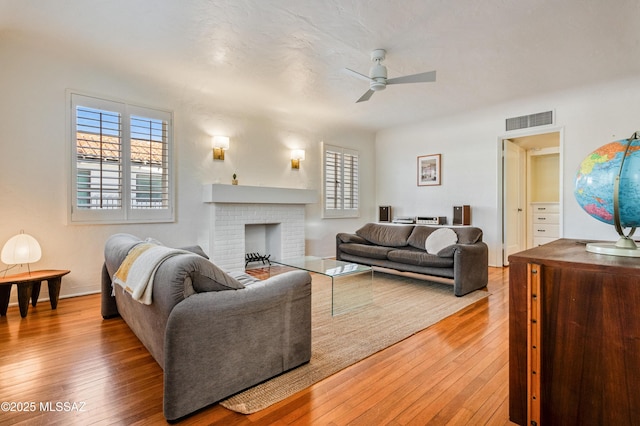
[370,79,386,91]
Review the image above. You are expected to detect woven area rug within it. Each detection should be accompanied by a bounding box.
[219,271,489,414]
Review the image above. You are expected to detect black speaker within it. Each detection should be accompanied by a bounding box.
[453,205,470,225]
[379,206,391,222]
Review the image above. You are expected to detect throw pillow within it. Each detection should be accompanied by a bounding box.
[425,228,458,254]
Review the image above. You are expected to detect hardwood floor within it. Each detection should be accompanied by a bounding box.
[0,267,514,425]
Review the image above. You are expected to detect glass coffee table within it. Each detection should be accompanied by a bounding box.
[272,256,373,315]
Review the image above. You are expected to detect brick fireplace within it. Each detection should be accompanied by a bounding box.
[203,184,317,271]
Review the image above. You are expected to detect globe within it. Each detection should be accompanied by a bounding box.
[574,134,640,256]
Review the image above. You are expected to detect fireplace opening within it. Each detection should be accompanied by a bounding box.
[244,223,281,269]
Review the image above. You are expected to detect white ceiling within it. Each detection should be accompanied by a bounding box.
[2,0,640,131]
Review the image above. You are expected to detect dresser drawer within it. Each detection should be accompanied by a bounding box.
[533,237,559,247]
[532,224,559,237]
[532,213,559,225]
[531,203,559,214]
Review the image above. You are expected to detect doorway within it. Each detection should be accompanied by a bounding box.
[500,129,563,265]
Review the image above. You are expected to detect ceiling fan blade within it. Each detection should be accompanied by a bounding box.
[356,89,375,103]
[386,70,436,85]
[344,68,372,82]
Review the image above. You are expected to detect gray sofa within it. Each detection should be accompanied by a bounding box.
[336,223,488,296]
[101,233,312,421]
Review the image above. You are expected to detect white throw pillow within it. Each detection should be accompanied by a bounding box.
[425,228,458,254]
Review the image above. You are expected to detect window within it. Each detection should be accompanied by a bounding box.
[70,93,174,223]
[323,143,359,218]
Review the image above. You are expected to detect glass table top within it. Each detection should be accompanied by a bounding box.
[272,256,371,277]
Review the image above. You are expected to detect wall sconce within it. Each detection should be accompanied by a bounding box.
[291,149,305,169]
[1,231,42,275]
[213,136,230,160]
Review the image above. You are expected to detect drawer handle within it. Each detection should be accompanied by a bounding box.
[537,217,546,220]
[537,229,545,232]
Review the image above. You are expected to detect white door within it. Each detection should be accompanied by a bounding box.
[503,140,526,265]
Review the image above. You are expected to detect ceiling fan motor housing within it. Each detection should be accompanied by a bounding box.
[369,63,387,91]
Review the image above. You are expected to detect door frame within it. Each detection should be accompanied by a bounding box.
[496,125,565,266]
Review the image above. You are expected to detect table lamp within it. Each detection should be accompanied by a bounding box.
[1,231,42,275]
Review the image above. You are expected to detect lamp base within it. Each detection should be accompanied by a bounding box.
[586,242,640,257]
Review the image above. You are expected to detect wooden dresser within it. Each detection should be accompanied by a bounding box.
[509,239,640,425]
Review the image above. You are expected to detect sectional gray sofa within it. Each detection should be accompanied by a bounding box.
[336,223,488,296]
[101,233,312,421]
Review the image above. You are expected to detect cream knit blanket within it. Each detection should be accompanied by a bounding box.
[113,243,186,305]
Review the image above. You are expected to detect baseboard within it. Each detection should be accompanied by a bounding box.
[4,290,100,307]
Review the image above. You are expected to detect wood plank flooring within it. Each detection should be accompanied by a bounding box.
[0,267,514,425]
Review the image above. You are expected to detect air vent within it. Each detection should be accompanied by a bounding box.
[506,111,553,131]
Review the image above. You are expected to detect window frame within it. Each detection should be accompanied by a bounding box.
[69,92,175,224]
[322,143,360,218]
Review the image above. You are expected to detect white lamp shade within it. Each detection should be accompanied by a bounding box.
[213,136,230,150]
[1,233,42,265]
[291,149,306,161]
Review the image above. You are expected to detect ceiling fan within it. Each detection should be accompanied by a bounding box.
[345,49,436,103]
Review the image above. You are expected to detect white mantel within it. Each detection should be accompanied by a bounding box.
[203,184,317,271]
[203,184,317,204]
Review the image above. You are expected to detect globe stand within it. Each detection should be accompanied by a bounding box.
[586,236,640,257]
[586,132,640,257]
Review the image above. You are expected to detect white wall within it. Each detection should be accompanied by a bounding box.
[376,75,640,266]
[0,32,376,302]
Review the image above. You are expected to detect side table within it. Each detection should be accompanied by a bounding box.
[0,270,70,318]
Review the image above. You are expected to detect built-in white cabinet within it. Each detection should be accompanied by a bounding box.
[531,202,559,246]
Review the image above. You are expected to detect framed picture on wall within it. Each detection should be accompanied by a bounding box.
[417,154,441,186]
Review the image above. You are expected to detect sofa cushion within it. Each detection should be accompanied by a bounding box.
[425,228,458,254]
[436,244,457,258]
[228,271,261,286]
[408,226,483,249]
[179,245,209,259]
[339,243,395,260]
[355,223,414,247]
[387,248,455,268]
[407,226,438,249]
[454,227,483,244]
[191,261,245,293]
[337,233,370,245]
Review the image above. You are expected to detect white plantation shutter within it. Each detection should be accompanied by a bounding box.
[70,93,174,223]
[126,105,172,222]
[342,150,359,210]
[75,105,123,211]
[323,144,359,218]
